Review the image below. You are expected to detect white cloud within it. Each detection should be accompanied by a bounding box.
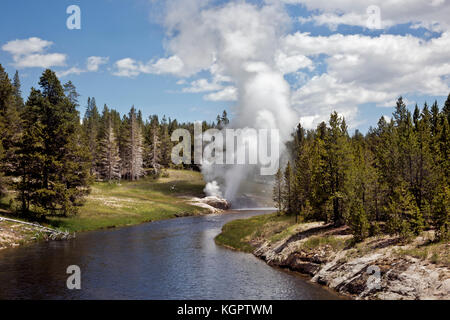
[286,0,450,32]
[298,12,372,31]
[280,31,450,127]
[204,86,238,101]
[182,78,224,93]
[112,58,140,77]
[2,37,66,68]
[87,56,109,72]
[146,55,184,74]
[275,51,314,74]
[283,32,450,94]
[147,1,450,129]
[56,67,85,78]
[57,56,109,77]
[2,37,52,56]
[112,55,184,77]
[15,53,66,69]
[292,73,391,128]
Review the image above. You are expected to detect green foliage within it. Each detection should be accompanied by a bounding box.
[347,201,370,242]
[273,168,283,214]
[282,161,293,215]
[386,184,423,239]
[12,70,90,217]
[432,186,449,241]
[0,141,4,197]
[275,95,449,243]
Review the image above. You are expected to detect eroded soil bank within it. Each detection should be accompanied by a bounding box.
[216,214,450,300]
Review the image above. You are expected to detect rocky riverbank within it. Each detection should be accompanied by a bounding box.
[216,214,450,300]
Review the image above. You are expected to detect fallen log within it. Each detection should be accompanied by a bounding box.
[0,216,73,240]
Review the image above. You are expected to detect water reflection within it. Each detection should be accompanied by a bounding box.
[0,211,341,300]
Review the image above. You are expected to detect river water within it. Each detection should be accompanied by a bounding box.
[0,211,340,300]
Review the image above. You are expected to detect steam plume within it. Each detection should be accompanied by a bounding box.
[163,1,298,202]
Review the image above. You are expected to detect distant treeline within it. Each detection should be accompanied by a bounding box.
[0,66,228,217]
[274,97,450,242]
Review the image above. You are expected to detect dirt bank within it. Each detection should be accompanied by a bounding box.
[217,214,450,300]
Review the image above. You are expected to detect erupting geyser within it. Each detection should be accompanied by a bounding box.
[164,1,298,205]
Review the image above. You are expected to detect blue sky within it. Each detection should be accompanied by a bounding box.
[0,0,230,123]
[1,0,449,132]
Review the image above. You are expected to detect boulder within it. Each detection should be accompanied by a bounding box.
[199,196,231,210]
[189,196,231,213]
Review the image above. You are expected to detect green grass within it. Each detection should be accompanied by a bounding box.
[396,242,450,266]
[1,169,208,233]
[215,213,296,252]
[215,212,351,254]
[300,235,349,251]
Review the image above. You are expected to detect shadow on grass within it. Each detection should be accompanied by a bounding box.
[274,224,337,254]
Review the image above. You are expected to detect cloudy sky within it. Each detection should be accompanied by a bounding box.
[1,0,449,132]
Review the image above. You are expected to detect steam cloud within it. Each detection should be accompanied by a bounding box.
[163,1,298,202]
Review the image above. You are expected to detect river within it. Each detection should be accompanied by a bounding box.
[0,211,340,300]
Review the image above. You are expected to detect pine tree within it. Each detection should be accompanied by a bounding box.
[221,110,230,126]
[14,70,90,216]
[14,104,45,213]
[216,115,223,130]
[292,124,311,221]
[0,140,5,197]
[310,122,329,222]
[146,118,162,176]
[123,107,144,181]
[99,115,121,183]
[160,115,172,167]
[325,112,353,226]
[431,186,449,241]
[413,104,420,129]
[348,200,369,242]
[349,131,378,234]
[438,116,450,181]
[282,162,293,215]
[386,183,423,239]
[413,104,435,216]
[12,70,24,110]
[430,100,440,137]
[273,168,283,214]
[82,97,101,177]
[443,93,450,123]
[64,81,80,105]
[1,94,22,175]
[272,97,449,241]
[0,65,22,176]
[394,97,417,193]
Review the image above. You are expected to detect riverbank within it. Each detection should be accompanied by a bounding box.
[0,170,209,249]
[0,217,71,250]
[215,213,450,300]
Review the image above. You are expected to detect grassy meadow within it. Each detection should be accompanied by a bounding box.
[1,170,209,233]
